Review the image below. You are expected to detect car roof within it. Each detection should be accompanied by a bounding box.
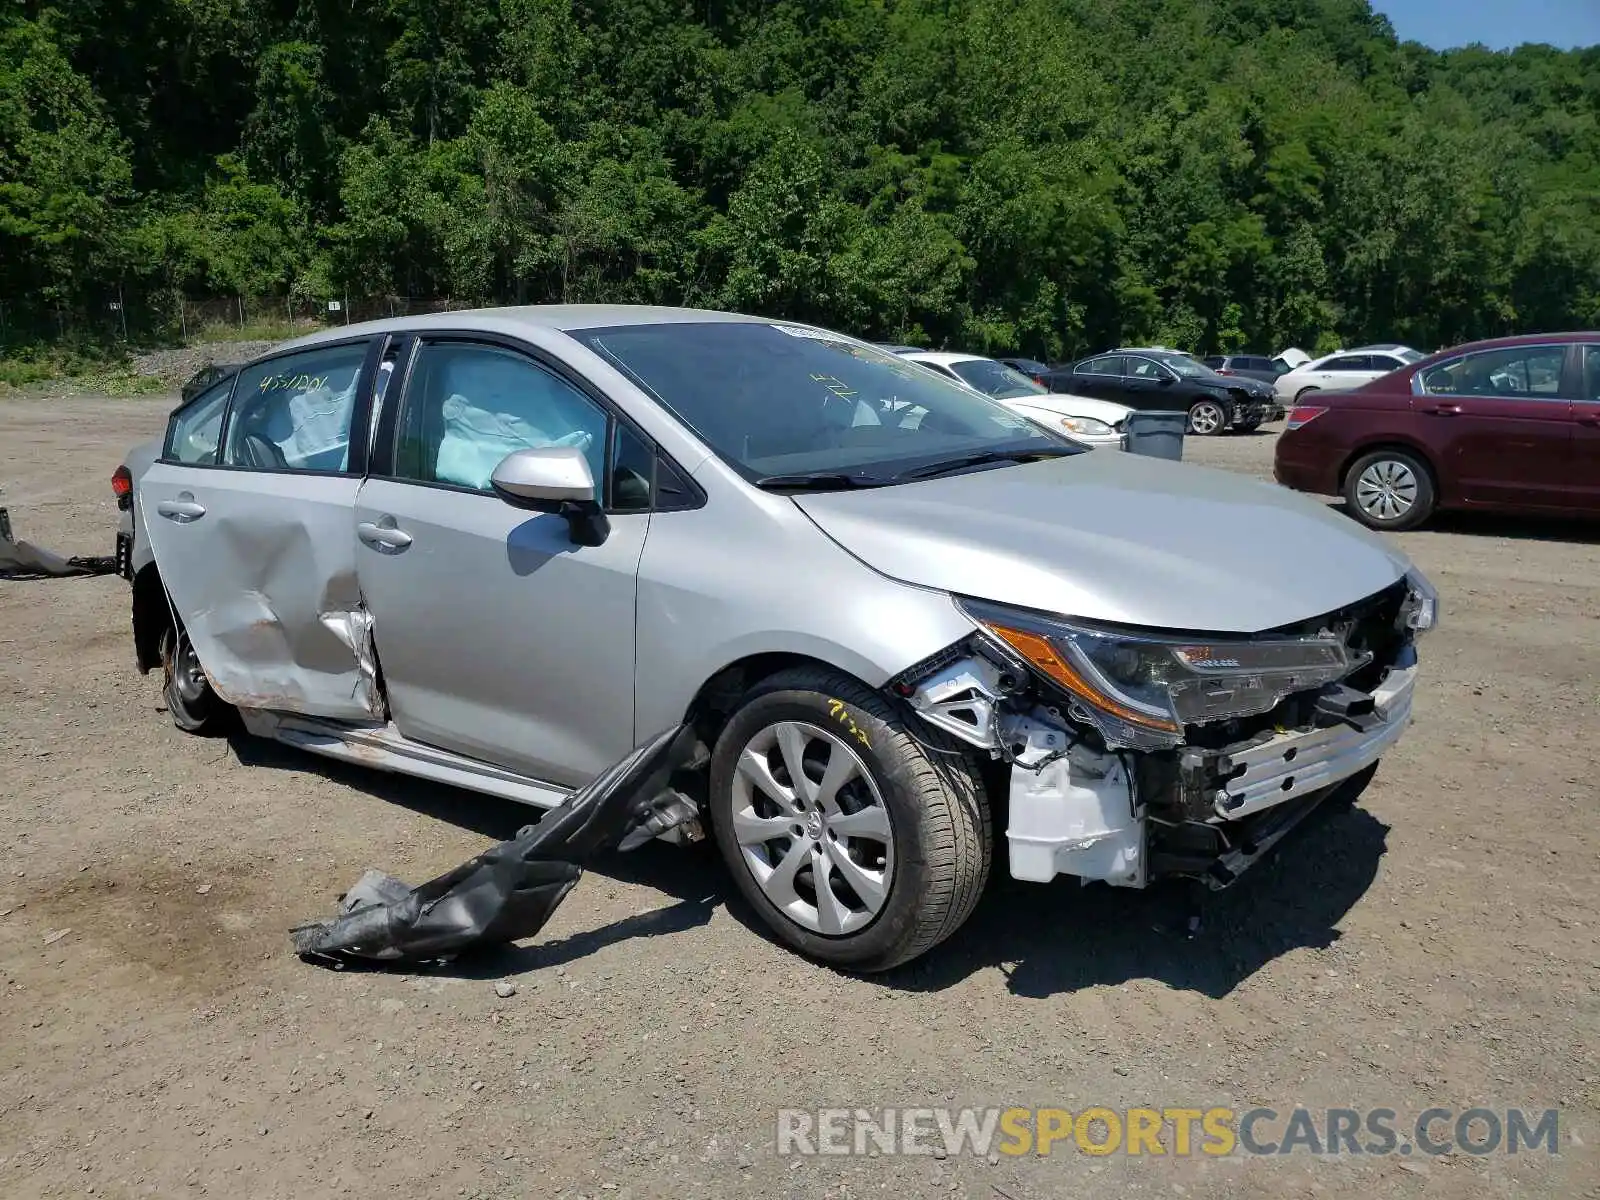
[1349,344,1414,354]
[1427,331,1600,354]
[899,351,989,366]
[274,304,774,355]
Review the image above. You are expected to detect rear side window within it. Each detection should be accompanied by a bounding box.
[1583,346,1600,402]
[1079,356,1123,375]
[1322,355,1372,372]
[1420,346,1566,399]
[164,379,233,464]
[225,343,369,471]
[916,361,961,382]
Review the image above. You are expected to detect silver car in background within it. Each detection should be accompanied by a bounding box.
[121,306,1435,970]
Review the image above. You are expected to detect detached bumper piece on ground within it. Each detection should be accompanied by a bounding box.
[0,501,118,580]
[290,724,702,967]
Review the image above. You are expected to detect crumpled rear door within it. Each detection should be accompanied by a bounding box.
[139,461,381,720]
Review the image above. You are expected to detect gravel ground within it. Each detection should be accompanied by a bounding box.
[1,396,1597,1199]
[129,341,285,387]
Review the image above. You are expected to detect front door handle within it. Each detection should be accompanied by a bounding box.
[155,494,206,522]
[1424,403,1462,417]
[357,519,413,552]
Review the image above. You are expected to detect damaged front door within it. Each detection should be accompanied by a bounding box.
[139,338,383,720]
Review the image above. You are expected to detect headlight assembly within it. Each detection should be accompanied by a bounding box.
[1059,415,1114,437]
[959,598,1352,750]
[1399,569,1439,634]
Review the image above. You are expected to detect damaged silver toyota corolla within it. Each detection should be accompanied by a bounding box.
[119,306,1436,971]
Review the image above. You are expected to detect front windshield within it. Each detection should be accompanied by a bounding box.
[578,322,1074,481]
[947,358,1049,399]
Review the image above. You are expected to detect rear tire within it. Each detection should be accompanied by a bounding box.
[161,624,232,734]
[1343,448,1436,531]
[708,667,990,972]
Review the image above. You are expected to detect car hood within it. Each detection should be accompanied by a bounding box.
[1215,376,1275,397]
[1005,395,1132,425]
[791,452,1412,634]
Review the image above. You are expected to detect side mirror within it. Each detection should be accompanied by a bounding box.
[490,447,609,546]
[1158,373,1176,385]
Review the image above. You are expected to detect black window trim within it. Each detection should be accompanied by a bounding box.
[368,329,706,515]
[159,334,383,477]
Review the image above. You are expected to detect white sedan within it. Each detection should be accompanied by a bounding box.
[1273,344,1424,404]
[898,351,1131,448]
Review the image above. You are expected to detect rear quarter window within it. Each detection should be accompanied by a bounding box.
[163,379,234,465]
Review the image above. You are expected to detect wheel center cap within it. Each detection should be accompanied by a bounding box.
[805,812,823,839]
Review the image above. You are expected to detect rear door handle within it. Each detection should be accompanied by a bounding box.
[155,495,206,522]
[1424,403,1462,417]
[357,520,413,552]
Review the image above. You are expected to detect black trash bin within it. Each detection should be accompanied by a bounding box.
[1123,411,1186,461]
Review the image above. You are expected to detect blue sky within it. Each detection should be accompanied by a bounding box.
[1374,0,1600,49]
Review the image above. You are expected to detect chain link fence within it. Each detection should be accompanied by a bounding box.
[0,291,499,353]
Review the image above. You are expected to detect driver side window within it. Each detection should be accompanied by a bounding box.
[395,343,609,493]
[1420,347,1565,399]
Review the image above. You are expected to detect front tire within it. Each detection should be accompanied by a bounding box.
[1343,448,1436,531]
[1187,399,1227,435]
[161,624,231,734]
[708,667,990,972]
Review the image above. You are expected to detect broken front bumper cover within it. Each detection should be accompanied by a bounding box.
[290,723,701,965]
[1000,662,1415,889]
[1209,662,1414,820]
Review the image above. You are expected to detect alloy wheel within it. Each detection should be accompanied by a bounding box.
[1188,401,1225,435]
[728,721,894,936]
[1355,459,1418,522]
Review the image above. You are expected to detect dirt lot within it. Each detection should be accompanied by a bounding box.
[2,393,1597,1199]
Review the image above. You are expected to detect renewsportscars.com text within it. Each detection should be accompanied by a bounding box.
[776,1106,1561,1158]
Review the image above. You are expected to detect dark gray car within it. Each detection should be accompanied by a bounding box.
[1043,350,1278,434]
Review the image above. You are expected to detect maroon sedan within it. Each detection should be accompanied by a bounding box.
[1274,332,1600,530]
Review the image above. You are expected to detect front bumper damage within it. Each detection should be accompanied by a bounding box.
[899,621,1418,892]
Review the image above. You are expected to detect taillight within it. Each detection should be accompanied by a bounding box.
[1285,406,1327,431]
[1216,367,1235,375]
[112,465,133,510]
